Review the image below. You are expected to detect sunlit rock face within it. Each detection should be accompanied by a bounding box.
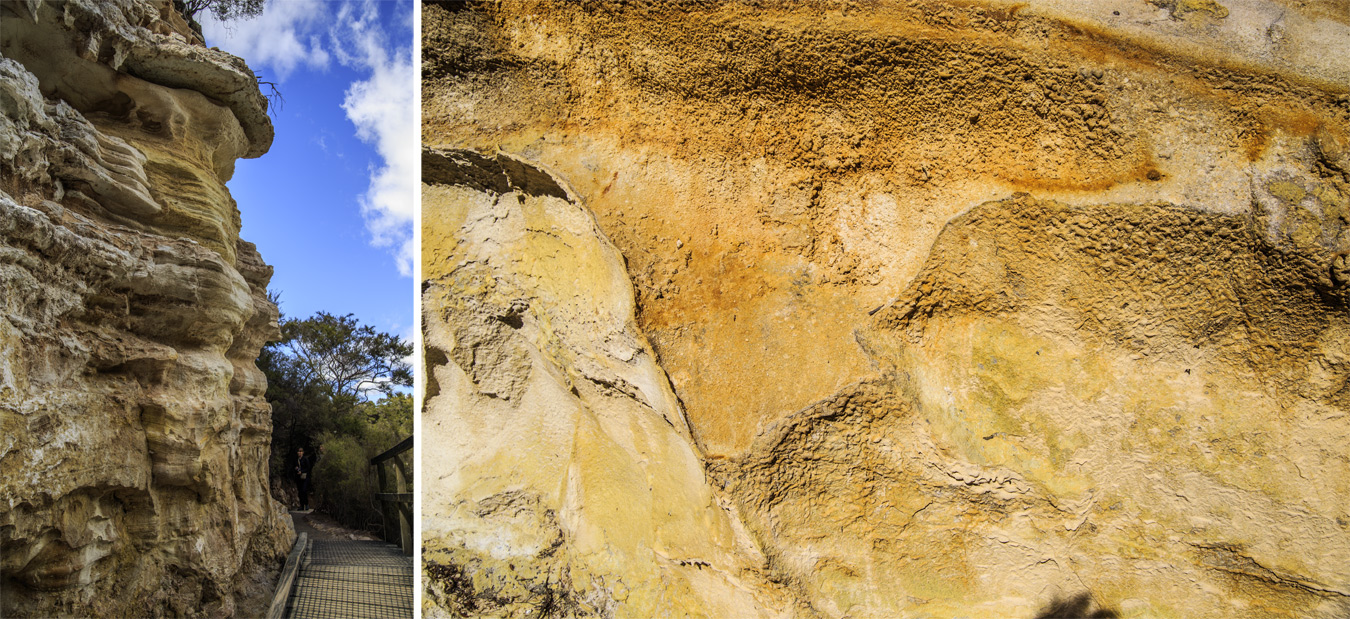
[0,1,292,617]
[421,149,796,618]
[424,0,1350,617]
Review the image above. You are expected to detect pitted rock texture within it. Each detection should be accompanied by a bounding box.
[422,148,796,618]
[723,196,1350,618]
[1,1,291,617]
[425,0,1349,617]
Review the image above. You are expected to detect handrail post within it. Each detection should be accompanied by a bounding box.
[371,436,413,555]
[394,453,412,553]
[376,459,395,545]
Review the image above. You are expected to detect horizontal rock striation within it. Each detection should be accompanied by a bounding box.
[1,1,290,617]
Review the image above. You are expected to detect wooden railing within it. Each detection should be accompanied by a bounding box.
[370,436,412,555]
[263,532,308,619]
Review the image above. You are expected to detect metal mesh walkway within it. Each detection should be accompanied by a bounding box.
[284,539,412,619]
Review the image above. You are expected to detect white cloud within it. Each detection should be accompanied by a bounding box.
[200,0,332,81]
[332,0,416,276]
[205,0,415,276]
[343,66,416,276]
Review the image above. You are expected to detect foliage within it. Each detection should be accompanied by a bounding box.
[311,435,372,529]
[276,312,413,402]
[313,394,413,532]
[172,0,263,40]
[259,343,342,478]
[175,0,264,23]
[257,304,413,532]
[360,392,414,429]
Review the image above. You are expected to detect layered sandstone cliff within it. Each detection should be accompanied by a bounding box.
[1,1,292,616]
[424,1,1349,617]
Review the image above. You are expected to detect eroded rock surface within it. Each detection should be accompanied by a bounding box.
[424,0,1349,617]
[1,1,291,617]
[422,148,796,618]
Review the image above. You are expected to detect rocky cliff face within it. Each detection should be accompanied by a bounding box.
[422,149,799,618]
[0,1,292,617]
[424,1,1350,617]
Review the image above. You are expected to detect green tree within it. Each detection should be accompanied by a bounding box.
[172,0,263,41]
[315,394,413,531]
[257,307,413,529]
[358,393,413,430]
[175,0,264,23]
[276,312,413,403]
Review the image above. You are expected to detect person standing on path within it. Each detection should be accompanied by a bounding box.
[295,446,317,512]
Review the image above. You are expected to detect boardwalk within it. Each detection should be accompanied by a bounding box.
[272,512,413,619]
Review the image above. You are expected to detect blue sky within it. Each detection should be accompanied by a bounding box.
[202,0,415,341]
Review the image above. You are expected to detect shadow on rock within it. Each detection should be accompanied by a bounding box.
[1033,593,1120,619]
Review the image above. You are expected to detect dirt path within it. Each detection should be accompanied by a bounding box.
[288,510,380,542]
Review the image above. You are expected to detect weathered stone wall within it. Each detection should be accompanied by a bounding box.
[425,0,1350,617]
[422,149,797,618]
[0,1,292,616]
